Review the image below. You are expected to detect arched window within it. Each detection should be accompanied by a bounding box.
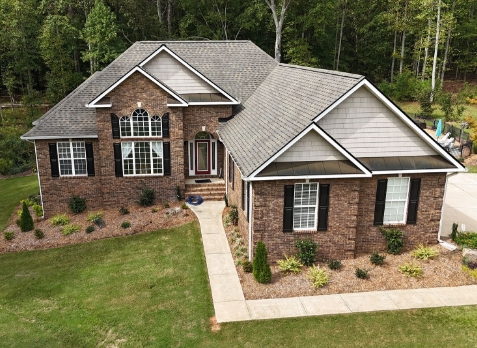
[132,108,149,136]
[119,109,163,137]
[195,131,211,139]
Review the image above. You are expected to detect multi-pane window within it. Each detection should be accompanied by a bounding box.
[293,183,318,230]
[57,142,87,176]
[119,108,162,137]
[383,177,410,224]
[122,141,163,175]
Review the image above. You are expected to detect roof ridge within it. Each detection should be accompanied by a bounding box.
[278,63,364,79]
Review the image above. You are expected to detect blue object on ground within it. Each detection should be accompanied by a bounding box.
[436,119,442,138]
[186,195,203,205]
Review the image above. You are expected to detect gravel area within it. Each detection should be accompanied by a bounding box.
[1,202,196,253]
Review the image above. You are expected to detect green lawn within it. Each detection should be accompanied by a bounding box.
[396,101,477,121]
[0,175,39,231]
[1,222,477,347]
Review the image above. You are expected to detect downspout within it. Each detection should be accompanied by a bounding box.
[437,171,460,249]
[27,140,44,218]
[225,150,228,196]
[248,181,253,261]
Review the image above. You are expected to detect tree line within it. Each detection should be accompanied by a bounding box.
[1,0,477,106]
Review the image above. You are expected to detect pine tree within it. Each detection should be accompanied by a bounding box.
[253,241,272,284]
[19,201,34,232]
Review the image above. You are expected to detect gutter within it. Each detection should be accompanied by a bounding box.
[25,139,44,219]
[437,171,463,250]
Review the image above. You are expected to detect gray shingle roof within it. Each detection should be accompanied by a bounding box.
[23,41,277,139]
[218,64,364,177]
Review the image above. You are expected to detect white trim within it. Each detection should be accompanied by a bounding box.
[86,66,188,107]
[57,141,88,177]
[293,183,319,231]
[188,101,238,106]
[383,177,410,224]
[372,168,463,175]
[122,141,164,176]
[248,174,370,181]
[33,140,44,218]
[139,45,239,105]
[248,123,372,179]
[21,135,98,140]
[87,104,112,108]
[313,79,465,171]
[225,150,229,196]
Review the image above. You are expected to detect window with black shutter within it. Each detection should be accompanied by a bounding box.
[85,142,95,176]
[317,184,330,231]
[113,143,123,177]
[162,112,170,138]
[163,142,171,175]
[111,113,120,139]
[49,143,59,177]
[283,185,294,232]
[374,179,388,225]
[406,178,421,224]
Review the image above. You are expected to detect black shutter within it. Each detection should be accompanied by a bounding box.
[49,143,60,177]
[317,184,330,231]
[111,113,120,139]
[162,112,170,138]
[374,179,388,225]
[283,185,294,232]
[407,178,421,224]
[163,142,171,175]
[85,142,95,177]
[113,143,123,177]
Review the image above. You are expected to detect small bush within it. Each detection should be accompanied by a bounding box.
[253,241,272,284]
[307,266,330,288]
[451,223,458,241]
[242,261,253,273]
[119,206,129,215]
[295,238,318,266]
[462,265,477,280]
[164,202,170,208]
[85,225,95,234]
[370,252,386,266]
[327,259,342,270]
[455,232,477,249]
[51,214,70,226]
[4,231,14,241]
[121,221,131,229]
[138,188,155,206]
[355,268,369,279]
[277,255,303,274]
[181,203,189,210]
[32,203,43,217]
[228,205,238,225]
[34,229,44,239]
[20,198,35,207]
[398,262,423,277]
[62,224,80,236]
[379,227,405,255]
[152,207,159,213]
[86,211,104,222]
[412,244,439,260]
[19,201,34,232]
[69,195,86,213]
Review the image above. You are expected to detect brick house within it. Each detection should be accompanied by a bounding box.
[22,41,465,261]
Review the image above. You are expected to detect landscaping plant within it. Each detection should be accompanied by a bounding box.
[370,252,386,265]
[355,268,369,279]
[295,238,318,266]
[138,188,155,206]
[398,262,423,278]
[4,231,14,240]
[307,266,330,288]
[228,205,238,225]
[121,221,131,229]
[119,206,130,215]
[50,214,70,226]
[32,203,43,217]
[86,211,104,222]
[62,224,81,236]
[379,227,405,254]
[34,229,44,239]
[454,232,477,249]
[451,223,458,241]
[327,259,342,270]
[253,241,272,284]
[277,255,303,274]
[412,244,439,260]
[85,225,95,233]
[19,201,34,232]
[242,261,253,273]
[69,195,86,213]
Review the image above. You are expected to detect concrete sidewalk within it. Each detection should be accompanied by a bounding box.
[190,201,477,323]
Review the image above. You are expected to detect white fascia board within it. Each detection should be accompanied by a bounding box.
[314,79,464,171]
[86,66,188,107]
[372,168,465,175]
[139,45,239,105]
[248,123,372,179]
[21,135,98,140]
[85,104,112,108]
[248,173,371,181]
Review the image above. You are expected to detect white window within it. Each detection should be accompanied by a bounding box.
[383,177,410,224]
[119,108,162,137]
[57,142,87,176]
[293,183,318,230]
[122,141,163,176]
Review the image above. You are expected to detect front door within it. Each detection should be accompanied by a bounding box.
[195,140,210,175]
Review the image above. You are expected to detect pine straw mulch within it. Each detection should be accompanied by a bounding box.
[1,202,197,253]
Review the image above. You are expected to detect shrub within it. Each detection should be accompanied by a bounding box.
[327,259,342,270]
[69,195,86,213]
[51,214,70,226]
[277,255,303,274]
[462,265,477,280]
[379,227,405,255]
[307,266,330,288]
[164,202,170,208]
[398,262,423,277]
[462,257,477,270]
[4,231,14,241]
[451,223,458,241]
[34,229,44,239]
[20,198,35,207]
[181,203,189,210]
[253,241,272,284]
[370,252,386,266]
[176,186,182,201]
[19,201,34,232]
[295,238,318,266]
[119,206,129,215]
[121,221,131,228]
[412,244,439,260]
[454,232,477,249]
[85,225,95,234]
[86,211,104,222]
[355,268,369,279]
[228,205,238,225]
[242,261,253,273]
[138,188,155,206]
[32,203,43,217]
[62,224,80,236]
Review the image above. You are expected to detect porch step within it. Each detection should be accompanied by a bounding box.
[185,183,225,201]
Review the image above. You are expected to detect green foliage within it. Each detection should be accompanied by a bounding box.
[32,203,43,217]
[86,211,104,222]
[69,195,87,214]
[121,221,131,229]
[4,231,14,241]
[462,265,477,280]
[454,232,477,249]
[181,203,189,210]
[19,201,34,232]
[294,238,318,266]
[119,206,129,215]
[327,259,342,270]
[379,227,405,255]
[0,126,35,175]
[355,268,369,279]
[163,202,170,208]
[379,71,418,102]
[62,224,80,236]
[437,92,458,121]
[85,225,95,234]
[416,83,435,118]
[412,244,439,260]
[34,229,44,239]
[277,255,303,275]
[253,241,272,284]
[451,223,458,242]
[138,188,155,207]
[398,262,423,278]
[228,205,238,225]
[242,261,253,273]
[370,252,386,266]
[307,266,330,288]
[50,213,70,226]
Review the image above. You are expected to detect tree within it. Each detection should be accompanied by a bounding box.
[430,0,442,101]
[264,0,293,62]
[253,241,272,284]
[19,201,34,232]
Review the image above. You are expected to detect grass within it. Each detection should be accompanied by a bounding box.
[1,222,477,347]
[397,101,477,121]
[0,175,39,231]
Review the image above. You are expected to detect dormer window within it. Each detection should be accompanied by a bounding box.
[119,108,162,137]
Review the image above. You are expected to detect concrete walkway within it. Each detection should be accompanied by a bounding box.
[190,201,477,323]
